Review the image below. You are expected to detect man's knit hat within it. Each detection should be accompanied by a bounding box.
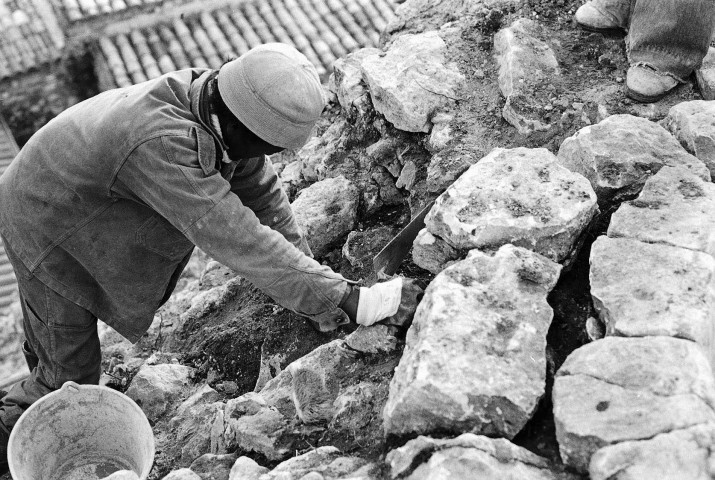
[217,43,325,150]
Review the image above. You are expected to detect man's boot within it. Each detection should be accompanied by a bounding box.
[626,64,679,102]
[574,0,630,32]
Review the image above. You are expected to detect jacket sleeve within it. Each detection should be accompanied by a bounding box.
[229,156,313,256]
[114,130,348,324]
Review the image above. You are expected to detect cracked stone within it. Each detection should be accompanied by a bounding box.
[557,114,709,208]
[384,245,561,438]
[361,30,465,133]
[387,433,579,480]
[608,166,715,257]
[663,100,715,178]
[590,236,715,366]
[589,423,715,480]
[553,336,715,473]
[423,147,598,263]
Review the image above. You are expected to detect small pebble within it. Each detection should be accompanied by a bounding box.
[616,77,624,83]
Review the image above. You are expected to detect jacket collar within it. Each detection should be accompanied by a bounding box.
[189,70,228,153]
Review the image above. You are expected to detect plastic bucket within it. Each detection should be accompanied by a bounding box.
[8,381,154,480]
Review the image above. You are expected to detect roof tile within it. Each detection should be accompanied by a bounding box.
[96,0,395,90]
[0,0,65,79]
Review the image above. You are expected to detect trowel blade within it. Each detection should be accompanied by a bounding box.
[366,199,435,286]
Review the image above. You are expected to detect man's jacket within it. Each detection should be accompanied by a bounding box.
[0,69,348,342]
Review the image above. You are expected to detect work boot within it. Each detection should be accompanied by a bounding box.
[574,0,630,33]
[626,64,678,102]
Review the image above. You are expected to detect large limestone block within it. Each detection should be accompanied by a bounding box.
[296,118,348,182]
[696,47,715,101]
[259,446,377,480]
[590,236,715,363]
[608,166,715,256]
[557,114,709,206]
[663,100,715,177]
[494,19,561,135]
[589,423,715,480]
[222,392,291,461]
[422,147,597,263]
[125,363,194,421]
[387,434,578,480]
[361,30,465,133]
[331,47,380,114]
[292,176,359,257]
[384,245,561,438]
[553,336,715,473]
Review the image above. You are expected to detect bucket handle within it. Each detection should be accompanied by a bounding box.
[60,381,81,393]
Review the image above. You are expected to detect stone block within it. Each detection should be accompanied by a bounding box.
[384,245,561,438]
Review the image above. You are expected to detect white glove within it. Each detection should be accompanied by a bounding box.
[355,277,403,326]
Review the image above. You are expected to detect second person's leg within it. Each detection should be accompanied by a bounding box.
[626,0,715,101]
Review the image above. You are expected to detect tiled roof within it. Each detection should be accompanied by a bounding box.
[96,0,395,89]
[0,117,18,311]
[57,0,163,22]
[0,0,65,80]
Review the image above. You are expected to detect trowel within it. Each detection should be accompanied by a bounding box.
[364,199,435,286]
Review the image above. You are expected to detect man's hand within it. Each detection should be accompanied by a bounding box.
[343,277,424,328]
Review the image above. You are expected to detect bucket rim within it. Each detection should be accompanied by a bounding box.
[8,381,155,479]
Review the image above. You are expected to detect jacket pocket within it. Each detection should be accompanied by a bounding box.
[136,215,194,261]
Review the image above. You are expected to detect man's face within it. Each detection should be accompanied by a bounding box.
[221,118,284,161]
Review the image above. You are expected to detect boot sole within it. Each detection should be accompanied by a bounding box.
[575,21,626,35]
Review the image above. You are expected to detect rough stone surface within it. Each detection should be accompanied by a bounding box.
[161,470,201,480]
[189,453,237,480]
[384,245,561,438]
[228,457,269,480]
[345,325,398,353]
[494,19,561,135]
[259,446,375,480]
[590,236,715,364]
[589,423,715,480]
[387,434,579,480]
[170,400,225,463]
[296,118,347,183]
[361,30,464,133]
[222,392,290,461]
[217,339,387,462]
[341,226,397,269]
[427,112,454,153]
[663,100,715,177]
[608,166,715,256]
[385,0,520,39]
[425,149,479,194]
[557,114,710,206]
[125,363,194,421]
[292,176,359,257]
[422,147,597,264]
[696,47,715,100]
[553,336,715,473]
[411,228,457,274]
[332,47,380,114]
